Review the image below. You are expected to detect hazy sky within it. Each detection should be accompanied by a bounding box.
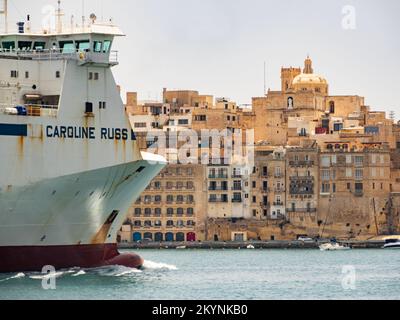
[3,0,400,116]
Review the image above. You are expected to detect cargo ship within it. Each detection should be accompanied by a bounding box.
[0,1,166,272]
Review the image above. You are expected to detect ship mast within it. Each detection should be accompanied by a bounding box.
[0,0,8,33]
[55,0,64,34]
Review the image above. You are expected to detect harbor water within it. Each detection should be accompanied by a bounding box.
[1,249,399,300]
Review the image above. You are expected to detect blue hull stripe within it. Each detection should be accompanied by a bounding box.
[0,124,28,136]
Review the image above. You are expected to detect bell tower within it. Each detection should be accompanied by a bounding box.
[303,55,314,74]
[281,67,301,93]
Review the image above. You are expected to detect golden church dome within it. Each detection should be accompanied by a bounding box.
[292,73,328,85]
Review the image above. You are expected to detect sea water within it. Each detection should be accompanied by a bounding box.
[0,249,399,300]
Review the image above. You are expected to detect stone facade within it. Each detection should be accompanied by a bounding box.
[119,56,400,242]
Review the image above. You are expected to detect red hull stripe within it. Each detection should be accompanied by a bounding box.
[0,244,144,273]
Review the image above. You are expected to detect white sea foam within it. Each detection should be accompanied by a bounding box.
[0,272,26,282]
[142,260,178,270]
[93,265,142,277]
[72,270,86,277]
[29,271,66,280]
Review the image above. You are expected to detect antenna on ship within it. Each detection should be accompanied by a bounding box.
[81,0,86,30]
[55,0,64,34]
[0,0,8,33]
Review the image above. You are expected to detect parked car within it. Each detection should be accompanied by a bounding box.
[298,236,314,242]
[137,238,153,244]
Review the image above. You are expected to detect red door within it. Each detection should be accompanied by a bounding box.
[187,232,196,242]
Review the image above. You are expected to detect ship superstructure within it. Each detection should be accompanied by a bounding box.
[0,1,166,272]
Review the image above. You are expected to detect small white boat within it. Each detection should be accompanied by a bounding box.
[319,243,351,251]
[176,246,187,250]
[246,244,255,249]
[383,240,400,249]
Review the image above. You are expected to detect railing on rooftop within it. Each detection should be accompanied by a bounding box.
[0,103,58,117]
[0,48,118,65]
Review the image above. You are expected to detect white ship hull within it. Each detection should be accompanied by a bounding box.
[0,16,167,272]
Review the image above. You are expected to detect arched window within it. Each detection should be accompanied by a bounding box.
[133,232,142,242]
[134,208,141,216]
[166,220,174,227]
[154,208,162,216]
[176,232,185,241]
[177,208,184,216]
[167,208,174,216]
[329,101,335,114]
[144,208,151,216]
[187,208,194,216]
[143,232,153,240]
[154,232,163,242]
[165,232,174,241]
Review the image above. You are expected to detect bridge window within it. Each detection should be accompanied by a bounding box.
[103,40,112,53]
[59,41,74,53]
[76,40,90,52]
[93,41,103,52]
[18,41,32,50]
[33,42,46,51]
[2,41,15,51]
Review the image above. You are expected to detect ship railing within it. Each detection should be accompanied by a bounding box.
[0,48,119,64]
[0,103,58,117]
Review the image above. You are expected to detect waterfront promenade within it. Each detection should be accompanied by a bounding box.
[119,240,386,250]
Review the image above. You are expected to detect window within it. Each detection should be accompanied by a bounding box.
[332,183,336,193]
[167,195,173,203]
[178,119,189,125]
[76,40,90,51]
[94,72,99,80]
[187,208,194,215]
[321,156,330,167]
[25,71,29,79]
[371,168,377,177]
[2,41,15,50]
[371,154,377,164]
[321,170,330,181]
[346,168,353,177]
[88,72,93,80]
[103,40,112,53]
[346,155,352,164]
[321,183,330,193]
[155,220,162,227]
[329,101,335,114]
[59,41,75,53]
[354,156,363,166]
[167,208,174,216]
[10,70,18,78]
[134,123,146,128]
[93,41,103,52]
[134,208,141,216]
[33,42,46,51]
[18,41,32,50]
[99,101,106,109]
[154,195,162,203]
[144,208,151,216]
[177,208,184,216]
[195,115,207,121]
[154,208,161,216]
